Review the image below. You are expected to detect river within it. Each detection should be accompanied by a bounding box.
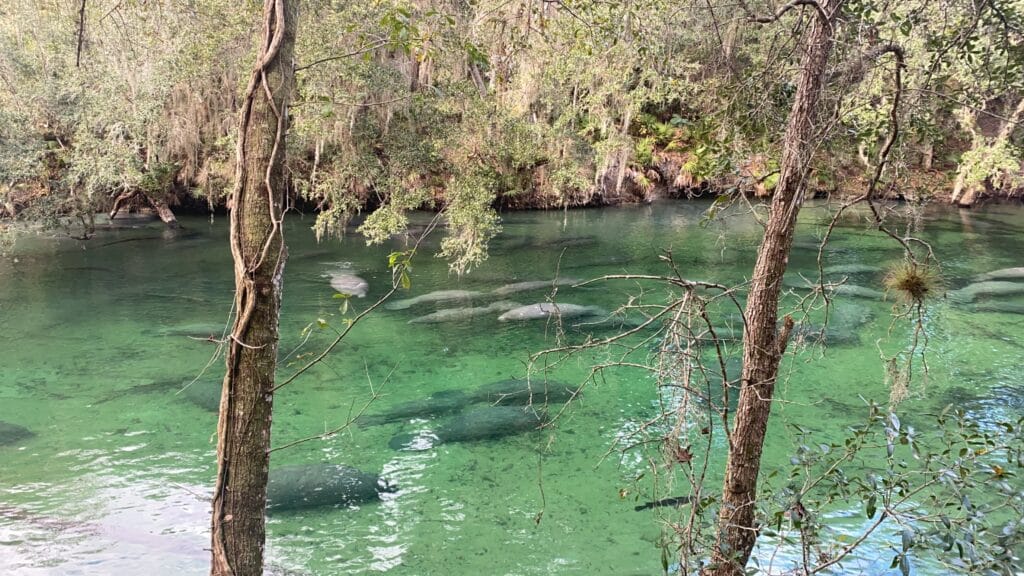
[1,200,1022,575]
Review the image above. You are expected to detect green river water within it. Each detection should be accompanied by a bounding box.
[1,200,1023,575]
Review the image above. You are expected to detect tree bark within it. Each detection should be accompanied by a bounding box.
[107,190,178,228]
[706,3,841,574]
[210,2,295,575]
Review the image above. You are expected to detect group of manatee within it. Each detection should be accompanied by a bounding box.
[13,261,1017,515]
[264,260,1024,511]
[327,271,610,325]
[783,263,1024,310]
[264,378,577,512]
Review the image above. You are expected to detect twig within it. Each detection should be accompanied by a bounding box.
[295,40,388,72]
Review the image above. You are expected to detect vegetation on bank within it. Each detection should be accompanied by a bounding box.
[1,1,1022,242]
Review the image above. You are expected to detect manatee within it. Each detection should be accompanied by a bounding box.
[972,302,1024,315]
[0,421,35,446]
[385,289,484,311]
[702,321,859,347]
[835,284,885,299]
[407,301,521,324]
[791,324,861,347]
[179,379,222,412]
[389,406,547,450]
[498,303,607,321]
[469,379,578,405]
[784,277,884,300]
[491,278,581,296]
[154,322,225,339]
[634,495,692,511]
[705,356,743,383]
[973,267,1024,282]
[822,264,883,275]
[356,390,470,426]
[545,235,597,249]
[950,281,1024,303]
[826,301,875,330]
[329,273,368,298]
[266,463,394,511]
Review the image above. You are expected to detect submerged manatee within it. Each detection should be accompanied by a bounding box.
[356,390,470,426]
[179,379,221,412]
[498,303,607,321]
[0,421,35,446]
[950,281,1024,303]
[822,264,883,276]
[385,290,485,311]
[266,464,394,511]
[491,278,581,297]
[834,284,885,299]
[634,495,692,511]
[389,406,547,450]
[154,322,225,339]
[973,267,1024,282]
[469,379,578,405]
[407,301,521,324]
[791,324,861,347]
[972,302,1024,315]
[329,274,369,298]
[827,301,875,330]
[783,277,885,300]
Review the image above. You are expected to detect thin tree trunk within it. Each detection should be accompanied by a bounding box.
[409,54,420,92]
[76,0,86,67]
[210,1,295,575]
[706,3,840,574]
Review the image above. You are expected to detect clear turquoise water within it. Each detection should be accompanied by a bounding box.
[1,201,1023,575]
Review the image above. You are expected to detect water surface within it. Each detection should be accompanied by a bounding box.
[1,201,1023,574]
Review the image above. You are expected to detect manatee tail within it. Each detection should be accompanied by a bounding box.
[388,431,440,451]
[377,478,399,494]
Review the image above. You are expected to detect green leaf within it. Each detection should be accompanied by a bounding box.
[866,495,877,518]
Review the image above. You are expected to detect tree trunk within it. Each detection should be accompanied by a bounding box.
[706,3,841,574]
[409,54,420,92]
[952,96,1024,207]
[146,193,179,228]
[210,2,295,575]
[107,190,178,228]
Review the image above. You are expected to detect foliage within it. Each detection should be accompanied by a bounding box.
[958,141,1024,189]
